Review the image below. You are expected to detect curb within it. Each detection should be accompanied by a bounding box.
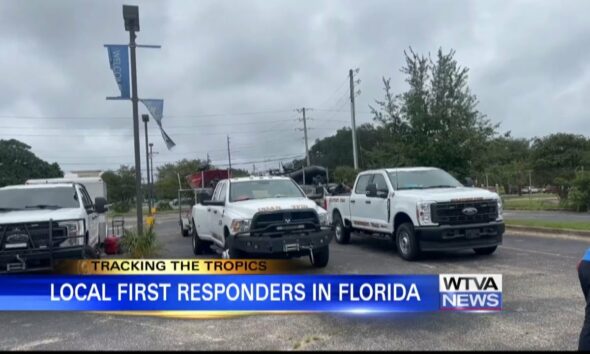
[506,225,590,238]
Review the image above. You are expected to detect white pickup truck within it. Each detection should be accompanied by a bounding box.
[189,176,332,267]
[0,183,107,272]
[326,167,504,260]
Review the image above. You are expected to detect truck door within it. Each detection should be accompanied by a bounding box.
[208,181,227,245]
[366,172,391,231]
[79,186,99,246]
[350,174,373,230]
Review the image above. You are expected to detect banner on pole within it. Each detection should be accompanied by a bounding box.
[104,44,130,99]
[140,99,176,150]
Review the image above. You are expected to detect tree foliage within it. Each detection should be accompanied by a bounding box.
[0,139,63,187]
[367,47,497,178]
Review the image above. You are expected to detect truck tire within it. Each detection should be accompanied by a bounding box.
[395,222,420,261]
[333,212,351,244]
[473,246,497,255]
[181,220,189,237]
[83,245,100,259]
[191,219,207,255]
[310,246,329,268]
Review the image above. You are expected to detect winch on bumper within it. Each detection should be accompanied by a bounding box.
[415,221,504,252]
[227,209,333,256]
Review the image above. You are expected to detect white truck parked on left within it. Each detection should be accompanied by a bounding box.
[0,183,107,273]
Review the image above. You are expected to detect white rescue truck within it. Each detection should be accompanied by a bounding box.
[189,176,332,267]
[326,167,505,261]
[0,183,107,272]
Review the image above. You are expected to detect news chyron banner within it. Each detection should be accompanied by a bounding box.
[0,260,502,315]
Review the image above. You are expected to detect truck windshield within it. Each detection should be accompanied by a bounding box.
[229,180,305,202]
[0,187,79,211]
[388,169,463,190]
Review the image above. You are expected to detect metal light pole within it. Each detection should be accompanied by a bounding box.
[123,5,143,235]
[149,143,155,204]
[142,114,151,214]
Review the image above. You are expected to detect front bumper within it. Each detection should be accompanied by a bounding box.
[415,221,504,252]
[229,227,333,256]
[0,246,86,273]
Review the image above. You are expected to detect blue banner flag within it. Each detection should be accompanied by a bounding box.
[140,99,176,150]
[105,45,130,99]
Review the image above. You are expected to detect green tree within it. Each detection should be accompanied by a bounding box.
[0,139,63,187]
[155,159,209,199]
[332,166,358,186]
[101,165,136,204]
[530,133,590,186]
[483,132,531,194]
[370,48,497,178]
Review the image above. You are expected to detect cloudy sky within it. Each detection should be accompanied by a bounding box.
[1,0,589,177]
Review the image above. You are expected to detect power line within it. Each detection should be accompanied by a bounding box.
[0,109,294,120]
[0,117,300,129]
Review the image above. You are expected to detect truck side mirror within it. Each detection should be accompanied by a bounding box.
[366,183,377,197]
[95,197,108,214]
[464,177,474,187]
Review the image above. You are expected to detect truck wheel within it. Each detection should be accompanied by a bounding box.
[395,223,420,261]
[333,212,351,244]
[191,220,206,255]
[310,246,329,268]
[474,246,497,255]
[181,219,190,237]
[83,245,99,259]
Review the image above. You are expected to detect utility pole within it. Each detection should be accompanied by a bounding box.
[123,5,143,235]
[142,114,151,214]
[349,69,359,170]
[485,172,489,189]
[227,135,232,177]
[302,108,310,167]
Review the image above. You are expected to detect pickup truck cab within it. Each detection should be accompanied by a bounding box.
[190,175,332,267]
[0,183,107,272]
[326,167,504,260]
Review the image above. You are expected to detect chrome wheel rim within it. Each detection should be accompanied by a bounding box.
[399,231,410,255]
[335,224,342,241]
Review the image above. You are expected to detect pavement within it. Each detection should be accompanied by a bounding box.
[0,217,588,350]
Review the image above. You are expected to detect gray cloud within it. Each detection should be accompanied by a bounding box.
[0,0,588,176]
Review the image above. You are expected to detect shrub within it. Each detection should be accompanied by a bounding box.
[567,172,590,212]
[111,201,131,213]
[120,226,159,258]
[333,166,359,186]
[156,200,172,211]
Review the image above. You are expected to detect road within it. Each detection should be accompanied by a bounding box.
[504,210,590,222]
[0,217,588,350]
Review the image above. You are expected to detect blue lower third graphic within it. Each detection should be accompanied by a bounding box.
[0,275,445,312]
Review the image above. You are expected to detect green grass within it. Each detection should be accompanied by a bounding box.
[506,219,590,231]
[502,194,564,211]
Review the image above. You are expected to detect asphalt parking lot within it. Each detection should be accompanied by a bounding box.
[0,215,588,350]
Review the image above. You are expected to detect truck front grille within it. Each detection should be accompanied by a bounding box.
[250,209,319,237]
[0,222,67,250]
[431,199,498,225]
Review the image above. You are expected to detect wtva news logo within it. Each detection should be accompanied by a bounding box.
[439,274,502,311]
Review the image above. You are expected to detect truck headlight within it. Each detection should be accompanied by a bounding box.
[416,201,437,226]
[230,219,251,234]
[318,212,329,227]
[496,198,503,220]
[58,220,84,246]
